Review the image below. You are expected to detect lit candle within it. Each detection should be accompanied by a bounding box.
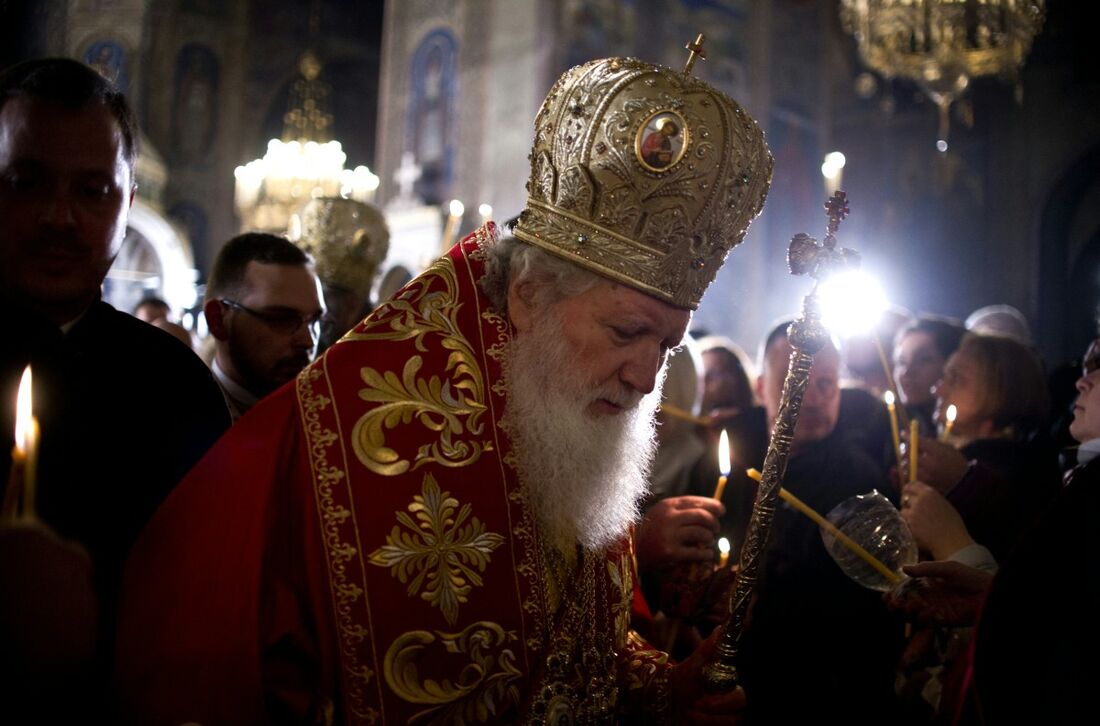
[440,199,465,252]
[713,430,731,501]
[478,202,493,226]
[940,404,957,442]
[884,391,903,483]
[746,468,900,585]
[717,536,731,569]
[908,419,920,484]
[4,366,39,520]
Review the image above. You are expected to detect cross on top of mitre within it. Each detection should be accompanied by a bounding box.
[684,33,707,74]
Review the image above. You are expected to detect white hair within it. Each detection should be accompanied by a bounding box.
[480,235,602,314]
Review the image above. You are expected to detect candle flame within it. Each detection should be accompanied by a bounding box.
[883,390,894,406]
[448,199,465,218]
[946,404,957,423]
[718,536,730,555]
[718,429,730,476]
[14,366,32,455]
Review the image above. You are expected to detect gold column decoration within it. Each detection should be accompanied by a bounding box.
[704,192,861,692]
[839,0,1045,150]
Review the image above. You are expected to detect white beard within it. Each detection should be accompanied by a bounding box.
[505,307,663,551]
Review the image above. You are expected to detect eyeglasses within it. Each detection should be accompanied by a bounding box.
[220,299,323,338]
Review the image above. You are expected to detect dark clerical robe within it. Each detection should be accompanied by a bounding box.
[117,225,673,724]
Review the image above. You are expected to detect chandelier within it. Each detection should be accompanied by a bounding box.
[839,0,1046,150]
[234,50,379,233]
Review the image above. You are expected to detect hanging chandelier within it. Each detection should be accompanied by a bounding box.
[839,0,1046,151]
[233,50,379,233]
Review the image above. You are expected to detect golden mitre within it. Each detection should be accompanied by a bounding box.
[513,55,773,310]
[297,197,390,300]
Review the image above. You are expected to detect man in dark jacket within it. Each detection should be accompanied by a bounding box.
[0,58,230,720]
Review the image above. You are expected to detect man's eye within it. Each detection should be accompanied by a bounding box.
[82,183,112,200]
[5,174,41,193]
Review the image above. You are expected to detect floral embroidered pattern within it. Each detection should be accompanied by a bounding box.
[369,474,505,625]
[383,621,522,724]
[347,256,491,475]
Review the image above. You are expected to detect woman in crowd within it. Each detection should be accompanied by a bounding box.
[896,332,1060,722]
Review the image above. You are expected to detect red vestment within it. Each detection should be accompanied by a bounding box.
[116,224,672,724]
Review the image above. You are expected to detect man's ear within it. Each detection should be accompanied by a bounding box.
[507,278,536,334]
[754,373,765,402]
[204,299,230,341]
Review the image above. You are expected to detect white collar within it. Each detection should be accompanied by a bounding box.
[211,358,259,409]
[1077,438,1100,466]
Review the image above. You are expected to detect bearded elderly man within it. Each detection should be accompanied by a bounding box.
[116,51,772,724]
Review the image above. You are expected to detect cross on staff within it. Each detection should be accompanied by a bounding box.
[684,33,707,74]
[703,192,860,692]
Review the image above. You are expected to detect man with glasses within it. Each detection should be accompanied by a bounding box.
[203,232,325,420]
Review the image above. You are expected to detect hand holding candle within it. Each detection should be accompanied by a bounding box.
[712,430,731,501]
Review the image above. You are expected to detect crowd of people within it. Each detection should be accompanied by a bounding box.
[1,53,1095,725]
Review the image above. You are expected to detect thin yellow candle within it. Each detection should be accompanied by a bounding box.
[440,199,465,252]
[712,429,731,501]
[659,402,711,426]
[940,404,957,442]
[908,419,920,484]
[717,536,731,569]
[746,468,901,585]
[874,333,910,432]
[884,391,903,482]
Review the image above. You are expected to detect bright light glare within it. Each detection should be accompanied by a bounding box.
[718,536,731,555]
[883,390,895,406]
[448,199,465,217]
[818,269,887,338]
[821,151,846,180]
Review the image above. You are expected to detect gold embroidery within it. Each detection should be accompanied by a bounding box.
[297,367,377,720]
[368,474,505,625]
[347,256,491,475]
[383,621,522,724]
[607,557,633,650]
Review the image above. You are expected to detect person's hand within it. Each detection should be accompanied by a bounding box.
[901,481,975,560]
[636,496,724,572]
[908,437,970,494]
[670,625,749,724]
[886,560,993,627]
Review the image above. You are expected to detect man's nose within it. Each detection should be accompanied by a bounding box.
[40,190,77,227]
[621,348,663,395]
[291,322,316,349]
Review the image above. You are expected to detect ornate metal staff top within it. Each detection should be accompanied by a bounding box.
[703,191,861,692]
